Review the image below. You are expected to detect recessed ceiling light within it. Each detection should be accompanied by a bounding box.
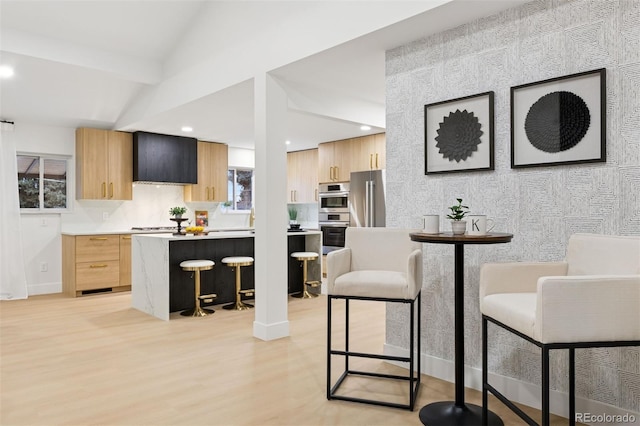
[181,126,193,132]
[285,140,291,145]
[0,65,14,78]
[360,125,371,131]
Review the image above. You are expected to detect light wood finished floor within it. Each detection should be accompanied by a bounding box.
[1,292,574,426]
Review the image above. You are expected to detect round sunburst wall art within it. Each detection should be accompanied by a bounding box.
[524,91,591,153]
[435,109,483,163]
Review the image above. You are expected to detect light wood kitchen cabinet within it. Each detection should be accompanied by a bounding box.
[287,149,318,203]
[347,133,386,173]
[348,135,373,172]
[372,133,386,170]
[119,235,132,287]
[318,139,353,183]
[318,133,385,183]
[184,141,228,202]
[62,234,131,297]
[76,128,133,200]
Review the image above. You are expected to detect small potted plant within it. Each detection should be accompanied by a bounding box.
[288,206,300,229]
[169,206,187,218]
[446,198,469,235]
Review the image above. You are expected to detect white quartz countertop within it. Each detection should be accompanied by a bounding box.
[61,228,319,237]
[132,229,320,241]
[61,229,176,236]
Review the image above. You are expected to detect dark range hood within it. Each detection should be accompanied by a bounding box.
[133,131,197,184]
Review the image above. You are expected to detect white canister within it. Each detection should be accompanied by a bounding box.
[466,215,495,235]
[422,215,440,234]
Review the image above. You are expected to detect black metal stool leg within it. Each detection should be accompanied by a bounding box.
[569,348,576,426]
[542,347,550,426]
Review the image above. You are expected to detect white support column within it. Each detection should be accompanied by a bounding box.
[253,72,290,341]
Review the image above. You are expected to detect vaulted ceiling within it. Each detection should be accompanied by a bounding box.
[0,0,527,152]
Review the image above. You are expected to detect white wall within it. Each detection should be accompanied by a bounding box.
[385,0,639,416]
[228,146,255,169]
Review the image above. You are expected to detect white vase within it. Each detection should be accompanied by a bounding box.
[451,220,467,235]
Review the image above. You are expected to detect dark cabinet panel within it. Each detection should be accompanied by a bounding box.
[169,237,305,313]
[133,131,197,184]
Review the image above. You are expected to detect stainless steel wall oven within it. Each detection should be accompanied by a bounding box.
[319,222,348,254]
[318,182,349,213]
[318,183,349,254]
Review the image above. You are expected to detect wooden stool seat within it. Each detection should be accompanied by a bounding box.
[222,256,255,311]
[291,252,319,299]
[180,259,216,317]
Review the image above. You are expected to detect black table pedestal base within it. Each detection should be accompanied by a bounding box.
[419,401,503,426]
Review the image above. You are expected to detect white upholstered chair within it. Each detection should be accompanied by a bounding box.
[480,233,640,426]
[326,227,423,410]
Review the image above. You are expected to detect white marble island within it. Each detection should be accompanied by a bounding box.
[132,230,321,320]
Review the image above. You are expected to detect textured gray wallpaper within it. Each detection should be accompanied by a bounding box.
[385,0,639,412]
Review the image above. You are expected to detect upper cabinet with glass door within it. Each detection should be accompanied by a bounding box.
[75,128,133,200]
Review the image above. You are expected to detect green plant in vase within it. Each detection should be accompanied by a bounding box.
[288,206,299,229]
[446,198,469,235]
[169,206,187,218]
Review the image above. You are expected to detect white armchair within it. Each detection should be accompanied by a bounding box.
[326,227,423,410]
[480,233,640,426]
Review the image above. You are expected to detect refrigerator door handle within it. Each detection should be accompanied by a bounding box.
[370,180,375,226]
[364,180,370,227]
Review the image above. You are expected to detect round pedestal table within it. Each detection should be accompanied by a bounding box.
[409,232,513,426]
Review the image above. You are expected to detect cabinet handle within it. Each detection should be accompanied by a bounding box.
[90,264,108,268]
[376,153,379,169]
[212,187,215,200]
[89,237,108,241]
[294,190,297,202]
[102,182,106,198]
[109,182,114,198]
[206,187,209,200]
[370,154,373,170]
[329,167,334,181]
[335,166,339,181]
[122,236,131,240]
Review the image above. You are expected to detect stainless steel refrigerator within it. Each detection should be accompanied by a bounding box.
[349,169,386,227]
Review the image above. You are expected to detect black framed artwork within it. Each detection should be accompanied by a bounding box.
[424,91,494,175]
[511,68,606,168]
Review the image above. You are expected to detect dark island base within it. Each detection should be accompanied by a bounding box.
[169,236,308,312]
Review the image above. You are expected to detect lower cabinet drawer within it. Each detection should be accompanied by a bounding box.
[75,235,119,263]
[76,260,120,290]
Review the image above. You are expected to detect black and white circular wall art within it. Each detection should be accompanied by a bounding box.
[510,68,605,168]
[524,91,591,153]
[435,109,483,162]
[424,91,494,174]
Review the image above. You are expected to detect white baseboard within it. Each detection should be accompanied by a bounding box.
[253,320,290,341]
[28,281,61,296]
[384,343,640,426]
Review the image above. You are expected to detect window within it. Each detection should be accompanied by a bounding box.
[17,154,70,212]
[227,168,254,210]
